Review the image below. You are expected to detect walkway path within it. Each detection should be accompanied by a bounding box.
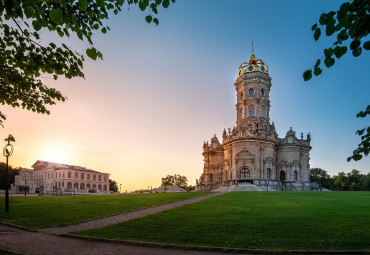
[1,192,236,255]
[38,192,222,235]
[0,224,242,255]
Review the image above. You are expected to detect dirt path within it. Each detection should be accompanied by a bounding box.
[37,192,222,235]
[0,224,242,255]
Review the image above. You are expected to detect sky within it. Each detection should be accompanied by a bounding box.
[2,0,370,191]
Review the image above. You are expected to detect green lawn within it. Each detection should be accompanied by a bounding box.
[0,192,209,228]
[76,192,370,251]
[0,249,21,255]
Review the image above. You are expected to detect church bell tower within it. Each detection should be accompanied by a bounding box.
[234,53,272,137]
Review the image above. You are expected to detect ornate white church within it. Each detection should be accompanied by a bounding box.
[200,53,313,191]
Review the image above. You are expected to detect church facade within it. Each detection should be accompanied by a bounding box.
[200,53,312,191]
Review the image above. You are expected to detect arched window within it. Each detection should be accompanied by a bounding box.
[74,183,78,189]
[249,105,255,117]
[294,171,298,181]
[103,185,107,191]
[280,171,286,181]
[218,173,223,181]
[67,182,72,189]
[240,168,251,179]
[98,184,102,190]
[209,173,213,182]
[92,184,97,189]
[86,183,91,188]
[260,88,265,97]
[267,168,271,179]
[260,106,265,117]
[242,130,247,137]
[248,124,253,132]
[249,88,254,96]
[80,183,85,189]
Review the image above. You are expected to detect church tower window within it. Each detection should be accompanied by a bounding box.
[260,88,265,97]
[240,168,251,179]
[267,168,271,179]
[249,105,255,117]
[249,88,254,96]
[260,106,265,117]
[294,170,298,181]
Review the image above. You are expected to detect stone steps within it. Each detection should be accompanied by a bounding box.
[215,184,277,192]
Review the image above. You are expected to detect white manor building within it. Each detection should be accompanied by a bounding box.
[13,160,110,194]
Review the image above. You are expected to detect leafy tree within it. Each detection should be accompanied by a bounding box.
[303,0,369,162]
[161,174,189,188]
[109,179,118,192]
[334,172,347,191]
[0,0,175,126]
[310,168,334,189]
[0,163,20,189]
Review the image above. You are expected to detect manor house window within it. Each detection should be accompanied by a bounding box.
[249,88,254,96]
[75,172,78,179]
[99,175,101,181]
[81,173,84,179]
[93,174,96,181]
[68,171,71,178]
[87,174,90,180]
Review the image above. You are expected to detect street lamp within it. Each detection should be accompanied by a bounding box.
[120,184,122,194]
[3,134,15,213]
[24,173,27,196]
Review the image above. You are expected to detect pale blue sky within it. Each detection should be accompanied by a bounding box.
[3,0,369,190]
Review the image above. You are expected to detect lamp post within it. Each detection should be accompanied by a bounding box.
[3,134,15,213]
[120,184,122,194]
[24,173,27,196]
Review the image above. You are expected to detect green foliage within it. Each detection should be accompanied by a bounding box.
[0,0,175,126]
[109,179,118,192]
[161,174,189,188]
[0,162,20,190]
[0,192,207,228]
[348,105,370,161]
[304,1,369,162]
[78,192,370,250]
[309,168,334,189]
[304,0,370,80]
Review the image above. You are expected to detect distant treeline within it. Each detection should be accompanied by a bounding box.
[0,162,20,190]
[310,168,370,191]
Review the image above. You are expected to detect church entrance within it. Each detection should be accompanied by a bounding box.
[280,171,286,181]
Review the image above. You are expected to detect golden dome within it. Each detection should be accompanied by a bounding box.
[237,53,269,78]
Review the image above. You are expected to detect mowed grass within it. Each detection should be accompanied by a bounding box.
[0,192,209,228]
[77,192,370,251]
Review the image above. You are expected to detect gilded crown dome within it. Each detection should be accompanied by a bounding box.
[237,53,269,78]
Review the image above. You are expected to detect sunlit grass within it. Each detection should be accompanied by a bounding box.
[0,192,209,228]
[77,192,370,251]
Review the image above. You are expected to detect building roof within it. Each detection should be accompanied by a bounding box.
[30,160,108,174]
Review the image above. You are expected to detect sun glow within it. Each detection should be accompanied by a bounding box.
[40,142,73,164]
